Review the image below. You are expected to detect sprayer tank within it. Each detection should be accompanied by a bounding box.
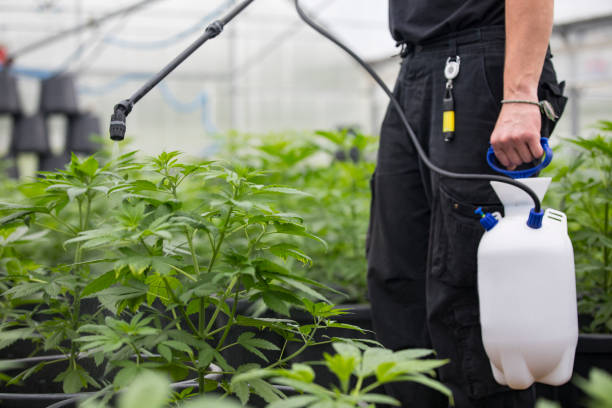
[477,178,578,389]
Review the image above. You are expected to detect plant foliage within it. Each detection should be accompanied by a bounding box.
[543,121,612,333]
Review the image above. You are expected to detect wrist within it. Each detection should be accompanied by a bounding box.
[504,82,538,101]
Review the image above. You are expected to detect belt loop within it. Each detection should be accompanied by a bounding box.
[475,27,482,42]
[396,40,410,58]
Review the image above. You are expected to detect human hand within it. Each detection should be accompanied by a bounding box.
[490,103,543,170]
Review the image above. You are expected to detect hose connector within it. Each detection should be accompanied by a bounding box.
[527,208,544,229]
[475,207,498,231]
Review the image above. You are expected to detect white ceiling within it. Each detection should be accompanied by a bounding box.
[1,0,611,70]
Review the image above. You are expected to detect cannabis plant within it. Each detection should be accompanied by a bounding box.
[0,151,365,405]
[543,121,612,333]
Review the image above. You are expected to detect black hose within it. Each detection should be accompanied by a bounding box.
[293,0,542,213]
[46,396,82,408]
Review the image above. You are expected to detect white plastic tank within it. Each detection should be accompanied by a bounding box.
[477,177,578,389]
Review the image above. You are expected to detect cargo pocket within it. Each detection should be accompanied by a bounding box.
[539,80,568,139]
[452,303,507,398]
[430,185,501,287]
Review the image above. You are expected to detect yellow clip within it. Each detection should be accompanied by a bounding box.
[443,110,455,133]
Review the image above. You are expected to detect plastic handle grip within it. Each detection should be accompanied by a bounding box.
[486,138,553,179]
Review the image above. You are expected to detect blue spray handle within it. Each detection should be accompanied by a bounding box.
[486,138,553,179]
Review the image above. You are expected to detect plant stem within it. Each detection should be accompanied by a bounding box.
[48,213,78,235]
[139,238,153,255]
[215,286,239,350]
[198,370,205,396]
[199,299,206,338]
[268,321,320,369]
[187,229,200,275]
[278,338,288,361]
[247,225,266,257]
[163,277,201,338]
[129,342,141,365]
[84,195,92,231]
[203,276,238,337]
[170,308,182,330]
[353,374,364,394]
[167,264,197,282]
[187,228,208,337]
[68,196,90,370]
[360,381,384,395]
[206,206,234,273]
[218,341,238,352]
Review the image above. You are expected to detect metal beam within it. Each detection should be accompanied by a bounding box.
[553,14,612,36]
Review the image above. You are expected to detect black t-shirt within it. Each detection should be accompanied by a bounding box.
[389,0,505,44]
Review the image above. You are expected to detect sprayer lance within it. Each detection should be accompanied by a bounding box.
[108,0,255,141]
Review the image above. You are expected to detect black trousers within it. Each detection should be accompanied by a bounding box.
[366,27,568,408]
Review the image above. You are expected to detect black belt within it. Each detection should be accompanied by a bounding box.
[398,25,506,57]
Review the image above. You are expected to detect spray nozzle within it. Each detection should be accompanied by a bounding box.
[475,207,498,231]
[109,99,133,141]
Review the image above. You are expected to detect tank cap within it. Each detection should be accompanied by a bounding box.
[475,207,498,231]
[527,208,544,229]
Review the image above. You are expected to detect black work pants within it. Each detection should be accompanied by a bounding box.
[366,26,567,408]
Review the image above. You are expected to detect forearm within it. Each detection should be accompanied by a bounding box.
[504,0,554,100]
[489,0,554,170]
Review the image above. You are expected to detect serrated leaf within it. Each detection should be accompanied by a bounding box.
[79,156,99,177]
[82,270,117,297]
[263,291,290,316]
[158,344,172,362]
[198,346,214,369]
[56,368,86,394]
[232,377,250,406]
[401,373,454,404]
[114,364,144,388]
[161,340,193,356]
[273,222,327,250]
[249,378,283,403]
[0,328,35,350]
[269,243,312,265]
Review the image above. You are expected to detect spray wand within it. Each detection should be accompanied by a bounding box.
[109,0,255,142]
[107,0,543,217]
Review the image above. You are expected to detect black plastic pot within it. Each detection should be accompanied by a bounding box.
[38,151,71,172]
[67,112,101,154]
[536,333,612,407]
[0,70,22,114]
[12,114,50,154]
[39,74,79,115]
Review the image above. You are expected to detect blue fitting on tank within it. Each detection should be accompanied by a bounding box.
[527,208,544,229]
[475,207,498,231]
